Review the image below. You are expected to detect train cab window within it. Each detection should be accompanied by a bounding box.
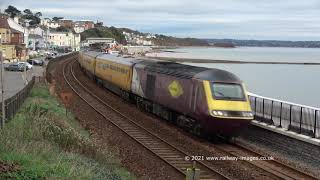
[211,83,245,101]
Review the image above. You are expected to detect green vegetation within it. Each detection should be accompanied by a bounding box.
[4,5,21,18]
[0,84,134,179]
[4,5,42,25]
[81,27,127,44]
[151,34,209,46]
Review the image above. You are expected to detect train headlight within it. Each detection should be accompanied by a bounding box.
[211,110,225,116]
[242,112,253,117]
[212,110,218,115]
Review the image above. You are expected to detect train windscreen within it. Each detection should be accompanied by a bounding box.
[211,83,246,101]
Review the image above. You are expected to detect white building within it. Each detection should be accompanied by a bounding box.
[27,26,50,50]
[73,20,95,33]
[41,18,60,29]
[74,25,85,33]
[48,31,80,51]
[40,18,50,26]
[122,31,154,46]
[81,37,116,47]
[47,21,60,29]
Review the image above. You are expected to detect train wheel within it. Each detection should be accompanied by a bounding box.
[176,116,184,128]
[193,123,203,137]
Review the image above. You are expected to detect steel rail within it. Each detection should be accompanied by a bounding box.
[230,141,319,180]
[63,56,231,180]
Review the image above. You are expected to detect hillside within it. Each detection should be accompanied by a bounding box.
[81,27,127,44]
[81,27,209,46]
[206,39,320,48]
[151,35,209,46]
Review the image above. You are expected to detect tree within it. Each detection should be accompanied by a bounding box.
[23,9,32,15]
[56,26,70,32]
[35,12,42,17]
[21,9,42,26]
[52,17,63,21]
[4,5,21,18]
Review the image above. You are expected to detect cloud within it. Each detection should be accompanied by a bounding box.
[1,0,320,40]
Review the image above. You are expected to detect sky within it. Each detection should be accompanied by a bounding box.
[1,0,320,41]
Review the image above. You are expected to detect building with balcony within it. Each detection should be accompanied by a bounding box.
[0,15,27,60]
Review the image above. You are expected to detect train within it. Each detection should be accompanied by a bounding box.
[78,51,254,138]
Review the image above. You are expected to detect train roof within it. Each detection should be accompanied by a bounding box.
[82,51,142,65]
[194,69,242,83]
[140,61,242,83]
[96,53,142,65]
[80,51,242,83]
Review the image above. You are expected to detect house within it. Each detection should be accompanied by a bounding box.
[73,20,95,33]
[27,26,49,50]
[48,30,80,51]
[74,25,85,34]
[0,15,27,60]
[41,18,60,29]
[58,19,74,28]
[28,34,45,50]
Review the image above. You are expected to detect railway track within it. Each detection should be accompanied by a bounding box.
[62,56,231,180]
[218,141,319,180]
[60,55,319,180]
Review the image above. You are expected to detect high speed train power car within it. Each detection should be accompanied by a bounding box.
[78,51,253,138]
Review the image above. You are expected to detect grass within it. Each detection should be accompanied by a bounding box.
[0,84,135,180]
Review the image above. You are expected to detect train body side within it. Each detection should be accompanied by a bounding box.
[94,55,138,92]
[131,62,208,120]
[78,51,97,75]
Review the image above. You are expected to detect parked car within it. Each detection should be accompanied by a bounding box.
[17,62,32,70]
[46,55,54,60]
[5,63,27,72]
[27,59,44,66]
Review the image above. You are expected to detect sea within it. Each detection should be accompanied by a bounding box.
[147,47,320,108]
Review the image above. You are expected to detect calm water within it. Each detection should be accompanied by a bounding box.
[149,47,320,108]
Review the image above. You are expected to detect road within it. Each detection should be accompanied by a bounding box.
[0,58,45,100]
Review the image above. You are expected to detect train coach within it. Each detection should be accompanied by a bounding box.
[78,51,254,138]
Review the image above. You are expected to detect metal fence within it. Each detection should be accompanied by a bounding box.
[248,93,320,139]
[1,76,36,123]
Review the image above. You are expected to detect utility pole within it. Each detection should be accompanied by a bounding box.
[24,54,27,85]
[0,50,5,129]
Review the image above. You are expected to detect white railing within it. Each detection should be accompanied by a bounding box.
[248,92,319,139]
